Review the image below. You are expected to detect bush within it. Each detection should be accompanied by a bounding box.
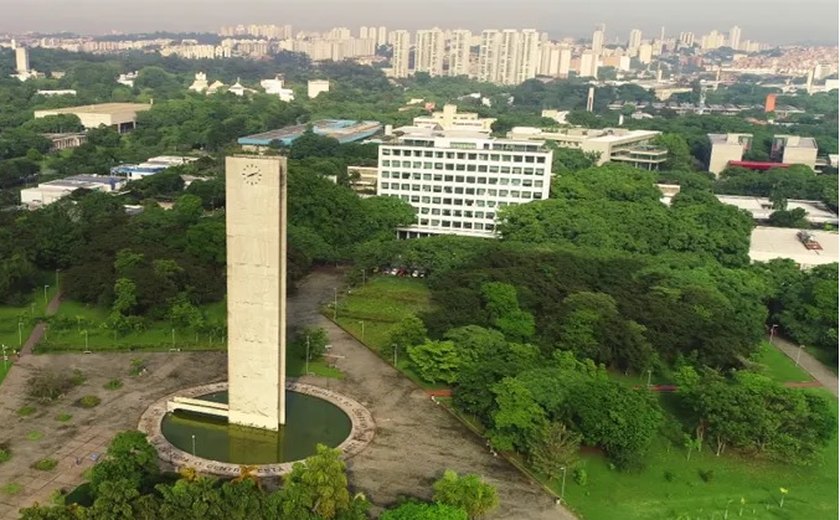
[26,370,82,403]
[663,470,675,482]
[103,379,123,390]
[26,431,43,441]
[17,405,36,417]
[56,413,73,422]
[129,358,147,376]
[31,458,58,471]
[77,395,101,408]
[573,468,588,486]
[698,469,715,483]
[0,443,11,463]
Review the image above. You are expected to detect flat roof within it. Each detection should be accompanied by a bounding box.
[750,226,838,268]
[40,175,122,188]
[708,133,753,144]
[717,195,838,224]
[775,135,818,149]
[34,103,151,116]
[238,119,382,146]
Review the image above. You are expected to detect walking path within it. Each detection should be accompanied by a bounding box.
[771,335,838,397]
[17,292,61,358]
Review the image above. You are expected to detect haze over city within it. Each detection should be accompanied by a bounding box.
[0,0,837,44]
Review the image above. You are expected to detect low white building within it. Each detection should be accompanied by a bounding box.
[716,195,837,225]
[508,126,666,170]
[21,175,126,208]
[262,75,295,102]
[412,104,496,134]
[772,135,818,171]
[750,227,838,269]
[307,79,330,98]
[34,103,152,133]
[188,72,209,93]
[377,128,553,238]
[36,89,77,96]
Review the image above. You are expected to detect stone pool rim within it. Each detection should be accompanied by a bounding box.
[138,381,376,477]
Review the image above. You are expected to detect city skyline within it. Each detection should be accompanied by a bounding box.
[0,0,837,45]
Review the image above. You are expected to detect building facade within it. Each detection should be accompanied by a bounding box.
[377,130,553,238]
[390,30,411,78]
[415,28,445,76]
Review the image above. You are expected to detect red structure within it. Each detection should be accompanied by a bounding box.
[728,160,790,171]
[765,93,777,113]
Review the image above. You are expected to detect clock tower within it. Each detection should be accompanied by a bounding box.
[225,155,287,430]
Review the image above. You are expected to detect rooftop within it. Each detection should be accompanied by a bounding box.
[774,134,818,150]
[42,174,120,188]
[34,102,151,116]
[717,195,838,224]
[238,119,382,146]
[708,133,753,145]
[750,226,838,268]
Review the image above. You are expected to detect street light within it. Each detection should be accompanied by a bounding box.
[359,320,365,339]
[83,330,89,351]
[333,288,338,320]
[305,334,310,376]
[191,434,196,456]
[43,285,50,306]
[646,369,653,387]
[1,344,8,372]
[392,343,398,367]
[769,324,778,344]
[796,344,804,367]
[559,466,567,504]
[18,320,23,348]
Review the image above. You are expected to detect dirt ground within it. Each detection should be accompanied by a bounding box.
[0,267,574,519]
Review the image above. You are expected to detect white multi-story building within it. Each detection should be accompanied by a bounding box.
[415,28,445,76]
[448,29,472,77]
[516,29,540,84]
[307,79,330,98]
[377,26,388,47]
[478,30,502,83]
[579,51,599,78]
[592,24,605,54]
[377,129,553,238]
[412,104,496,133]
[729,25,742,51]
[679,32,695,47]
[628,29,642,55]
[15,46,29,75]
[390,30,411,78]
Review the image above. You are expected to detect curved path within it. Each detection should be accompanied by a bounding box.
[289,268,576,520]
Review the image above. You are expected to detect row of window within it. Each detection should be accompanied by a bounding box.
[382,148,547,164]
[381,163,547,175]
[380,179,543,191]
[388,193,540,205]
[416,219,495,231]
[418,207,495,219]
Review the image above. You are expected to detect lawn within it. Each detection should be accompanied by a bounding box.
[331,276,442,388]
[554,391,839,520]
[39,299,227,352]
[752,341,813,383]
[0,361,10,386]
[333,276,434,352]
[0,283,59,351]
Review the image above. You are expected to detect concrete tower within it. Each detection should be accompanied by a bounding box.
[225,155,288,430]
[15,47,29,75]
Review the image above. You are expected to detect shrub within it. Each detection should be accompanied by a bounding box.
[56,413,72,422]
[663,470,675,482]
[26,431,43,441]
[32,458,58,471]
[77,395,101,408]
[1,483,22,495]
[129,358,147,377]
[69,369,86,385]
[17,405,36,417]
[573,468,588,486]
[0,443,11,463]
[103,379,123,390]
[26,370,82,403]
[698,469,715,483]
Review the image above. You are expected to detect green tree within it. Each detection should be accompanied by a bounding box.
[488,377,547,451]
[111,278,138,315]
[432,470,499,520]
[480,282,535,342]
[653,133,694,171]
[528,422,581,480]
[89,431,159,497]
[407,340,461,384]
[389,315,428,352]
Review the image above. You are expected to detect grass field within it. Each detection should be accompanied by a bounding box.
[0,284,59,351]
[39,299,227,352]
[752,341,813,383]
[331,276,440,388]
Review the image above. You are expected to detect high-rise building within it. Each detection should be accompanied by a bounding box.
[448,29,472,77]
[390,30,411,78]
[638,43,653,65]
[360,26,369,39]
[558,47,572,77]
[377,130,553,238]
[377,26,388,47]
[537,42,562,77]
[415,28,445,76]
[679,32,695,47]
[592,24,605,54]
[579,51,598,78]
[478,30,502,83]
[628,29,642,54]
[728,25,742,51]
[15,46,29,75]
[516,29,540,84]
[497,29,520,85]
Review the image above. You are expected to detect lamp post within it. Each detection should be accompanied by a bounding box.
[359,320,365,340]
[559,466,567,504]
[305,334,310,376]
[171,328,175,349]
[769,324,778,344]
[83,330,89,351]
[191,434,196,456]
[18,320,23,348]
[796,344,804,367]
[1,344,8,372]
[333,288,338,320]
[392,343,398,367]
[361,269,366,285]
[646,369,653,387]
[43,285,50,306]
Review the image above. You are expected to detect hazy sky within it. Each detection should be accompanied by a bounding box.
[1,0,837,44]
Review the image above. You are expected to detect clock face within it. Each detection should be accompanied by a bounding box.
[241,163,263,186]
